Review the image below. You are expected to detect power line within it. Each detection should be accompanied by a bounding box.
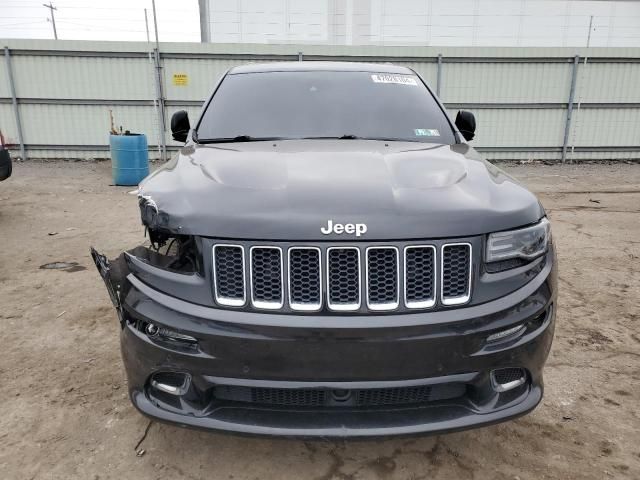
[0,21,48,28]
[0,4,197,12]
[56,20,146,33]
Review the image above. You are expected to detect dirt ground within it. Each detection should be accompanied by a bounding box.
[0,160,639,480]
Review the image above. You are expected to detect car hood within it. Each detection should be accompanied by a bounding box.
[138,140,543,240]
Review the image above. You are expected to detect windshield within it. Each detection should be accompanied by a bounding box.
[196,70,456,144]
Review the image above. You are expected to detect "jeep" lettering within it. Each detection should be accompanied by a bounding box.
[321,220,367,237]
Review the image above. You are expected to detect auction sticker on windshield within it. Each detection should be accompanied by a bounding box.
[415,129,440,136]
[371,74,418,86]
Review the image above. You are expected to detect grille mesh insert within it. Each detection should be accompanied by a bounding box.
[213,246,245,303]
[213,384,466,408]
[366,248,398,307]
[442,244,471,300]
[493,367,525,385]
[356,386,431,406]
[289,248,321,308]
[252,388,326,406]
[327,248,360,308]
[405,247,435,306]
[251,247,283,306]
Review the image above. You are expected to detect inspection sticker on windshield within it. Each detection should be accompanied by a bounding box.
[415,129,440,136]
[371,74,418,86]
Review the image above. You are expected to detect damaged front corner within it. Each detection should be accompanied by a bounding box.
[90,247,129,326]
[90,237,201,324]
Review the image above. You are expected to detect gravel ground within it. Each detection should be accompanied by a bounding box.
[0,161,638,480]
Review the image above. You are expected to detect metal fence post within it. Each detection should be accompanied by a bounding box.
[3,47,26,161]
[561,55,579,163]
[436,53,443,97]
[152,47,167,161]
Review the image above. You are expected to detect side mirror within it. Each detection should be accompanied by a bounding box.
[171,110,190,142]
[455,110,476,142]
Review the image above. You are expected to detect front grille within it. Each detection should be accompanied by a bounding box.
[213,383,466,408]
[211,241,473,312]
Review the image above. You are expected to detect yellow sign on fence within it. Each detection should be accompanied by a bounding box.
[172,73,188,86]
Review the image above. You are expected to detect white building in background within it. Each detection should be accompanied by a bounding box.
[198,0,640,47]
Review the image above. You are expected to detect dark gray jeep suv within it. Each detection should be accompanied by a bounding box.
[92,62,556,437]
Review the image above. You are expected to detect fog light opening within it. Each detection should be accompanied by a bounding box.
[151,372,191,396]
[486,324,526,343]
[145,323,159,337]
[491,368,526,393]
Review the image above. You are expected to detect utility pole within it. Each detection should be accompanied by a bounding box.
[43,2,58,40]
[151,0,160,49]
[144,8,150,42]
[151,0,167,161]
[586,15,594,48]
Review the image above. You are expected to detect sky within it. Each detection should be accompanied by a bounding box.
[0,0,200,42]
[1,0,639,47]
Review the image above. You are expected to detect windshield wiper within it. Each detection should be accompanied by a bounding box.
[299,134,361,140]
[197,134,424,144]
[300,135,423,142]
[197,135,287,144]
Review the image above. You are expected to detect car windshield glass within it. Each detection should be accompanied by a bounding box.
[196,71,455,144]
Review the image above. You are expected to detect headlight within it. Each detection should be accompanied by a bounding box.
[485,218,550,263]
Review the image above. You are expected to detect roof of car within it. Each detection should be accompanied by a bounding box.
[229,61,414,75]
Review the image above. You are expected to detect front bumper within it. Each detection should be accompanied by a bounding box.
[108,251,556,438]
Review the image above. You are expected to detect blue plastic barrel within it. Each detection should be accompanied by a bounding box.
[109,133,149,186]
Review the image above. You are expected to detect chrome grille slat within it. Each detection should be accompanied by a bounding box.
[212,244,246,307]
[366,247,399,311]
[326,247,361,311]
[211,242,472,312]
[441,243,472,306]
[250,246,284,309]
[288,247,322,311]
[404,245,436,309]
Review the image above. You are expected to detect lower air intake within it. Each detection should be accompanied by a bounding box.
[214,383,466,408]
